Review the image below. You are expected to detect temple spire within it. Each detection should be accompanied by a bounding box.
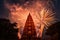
[21,13,37,40]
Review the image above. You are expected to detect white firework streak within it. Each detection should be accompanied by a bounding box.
[36,8,56,37]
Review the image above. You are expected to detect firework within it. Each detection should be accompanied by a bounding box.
[5,0,56,39]
[36,8,55,37]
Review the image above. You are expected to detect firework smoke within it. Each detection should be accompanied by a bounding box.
[4,0,56,39]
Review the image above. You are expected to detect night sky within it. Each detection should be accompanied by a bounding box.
[0,0,60,21]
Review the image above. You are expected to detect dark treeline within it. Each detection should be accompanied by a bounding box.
[0,18,18,40]
[0,18,60,40]
[45,22,60,40]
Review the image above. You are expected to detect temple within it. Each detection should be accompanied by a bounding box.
[21,14,41,40]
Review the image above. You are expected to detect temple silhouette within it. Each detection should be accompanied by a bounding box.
[20,14,41,40]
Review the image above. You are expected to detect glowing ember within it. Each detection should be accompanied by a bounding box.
[5,0,56,39]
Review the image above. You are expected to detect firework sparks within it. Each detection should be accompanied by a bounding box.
[36,8,55,37]
[5,0,56,39]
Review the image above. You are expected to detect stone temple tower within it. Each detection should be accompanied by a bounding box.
[21,14,37,40]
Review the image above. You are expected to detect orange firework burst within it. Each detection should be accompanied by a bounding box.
[5,0,56,39]
[36,8,56,37]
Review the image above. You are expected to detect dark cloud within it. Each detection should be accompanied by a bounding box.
[53,0,60,21]
[5,0,31,5]
[0,0,10,18]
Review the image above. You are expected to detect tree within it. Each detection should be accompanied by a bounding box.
[0,18,18,40]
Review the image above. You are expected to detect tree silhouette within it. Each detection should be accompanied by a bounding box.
[0,18,18,40]
[45,22,60,40]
